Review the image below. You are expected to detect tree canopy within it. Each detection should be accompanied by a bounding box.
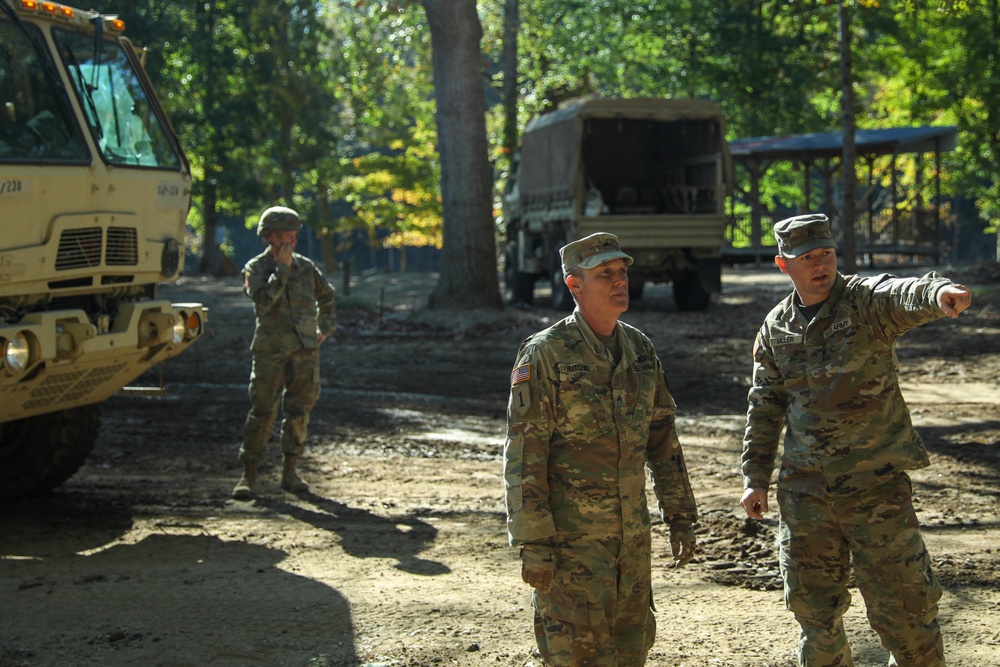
[122,0,999,278]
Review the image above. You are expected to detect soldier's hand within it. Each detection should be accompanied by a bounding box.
[740,487,768,520]
[520,543,556,592]
[668,516,696,568]
[938,283,971,318]
[276,243,293,267]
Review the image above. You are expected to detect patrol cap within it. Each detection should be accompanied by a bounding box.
[257,206,302,239]
[560,232,633,274]
[774,213,837,258]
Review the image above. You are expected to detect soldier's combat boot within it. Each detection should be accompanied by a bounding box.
[232,463,258,500]
[281,455,309,493]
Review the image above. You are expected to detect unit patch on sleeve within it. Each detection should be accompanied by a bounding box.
[510,363,532,417]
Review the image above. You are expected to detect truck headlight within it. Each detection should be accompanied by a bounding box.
[172,309,203,343]
[172,314,187,344]
[2,332,32,374]
[184,310,203,339]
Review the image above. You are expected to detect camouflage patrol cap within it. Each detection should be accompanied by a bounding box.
[774,213,837,258]
[560,232,633,274]
[256,206,301,239]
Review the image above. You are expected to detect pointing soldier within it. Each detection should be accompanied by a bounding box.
[740,213,971,666]
[232,206,336,500]
[503,232,698,666]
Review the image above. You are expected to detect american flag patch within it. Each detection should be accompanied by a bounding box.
[511,363,531,386]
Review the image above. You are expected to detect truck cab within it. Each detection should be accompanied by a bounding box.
[0,0,206,497]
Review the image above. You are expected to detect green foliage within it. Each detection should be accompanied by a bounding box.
[332,117,442,249]
[322,2,441,251]
[121,0,998,265]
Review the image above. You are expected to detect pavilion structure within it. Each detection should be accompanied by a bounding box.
[724,125,958,265]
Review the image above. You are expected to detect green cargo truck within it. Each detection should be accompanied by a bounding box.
[501,97,731,311]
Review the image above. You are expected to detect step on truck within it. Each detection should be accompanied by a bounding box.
[0,0,207,498]
[501,97,731,311]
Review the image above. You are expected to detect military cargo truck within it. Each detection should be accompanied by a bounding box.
[0,0,206,497]
[501,98,731,310]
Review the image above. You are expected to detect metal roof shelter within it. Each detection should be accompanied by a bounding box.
[725,125,958,264]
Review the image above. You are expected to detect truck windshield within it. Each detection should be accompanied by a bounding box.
[52,27,181,169]
[0,20,88,163]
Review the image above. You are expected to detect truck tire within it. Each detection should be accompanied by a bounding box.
[673,270,712,311]
[503,247,535,305]
[551,264,574,311]
[0,405,102,499]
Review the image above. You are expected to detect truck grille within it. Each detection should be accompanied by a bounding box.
[55,226,139,270]
[107,227,139,266]
[55,228,102,270]
[20,363,128,412]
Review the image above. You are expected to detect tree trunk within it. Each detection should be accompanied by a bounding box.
[839,2,858,273]
[501,0,519,158]
[318,184,336,274]
[198,183,223,275]
[195,0,220,276]
[422,0,503,310]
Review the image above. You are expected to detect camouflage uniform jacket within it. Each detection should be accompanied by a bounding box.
[742,271,953,497]
[243,249,336,353]
[504,309,697,547]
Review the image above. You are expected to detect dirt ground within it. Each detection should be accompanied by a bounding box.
[2,261,999,667]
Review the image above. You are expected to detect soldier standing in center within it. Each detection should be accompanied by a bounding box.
[503,232,699,667]
[232,205,336,500]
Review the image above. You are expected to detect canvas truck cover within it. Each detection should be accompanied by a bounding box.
[517,98,729,208]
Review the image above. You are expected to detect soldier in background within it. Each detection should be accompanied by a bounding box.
[232,206,336,500]
[503,232,698,667]
[739,214,972,667]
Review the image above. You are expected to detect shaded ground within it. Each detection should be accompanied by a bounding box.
[2,262,999,667]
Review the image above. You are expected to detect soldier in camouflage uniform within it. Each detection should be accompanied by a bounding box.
[232,206,336,500]
[739,214,972,667]
[503,232,699,667]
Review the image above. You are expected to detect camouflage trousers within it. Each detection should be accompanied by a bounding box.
[532,533,655,667]
[777,473,944,667]
[239,347,321,464]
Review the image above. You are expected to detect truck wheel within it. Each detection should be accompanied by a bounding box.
[0,405,102,499]
[551,264,574,311]
[673,271,712,311]
[503,248,535,305]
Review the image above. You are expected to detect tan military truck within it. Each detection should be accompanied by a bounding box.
[501,97,731,310]
[0,0,206,497]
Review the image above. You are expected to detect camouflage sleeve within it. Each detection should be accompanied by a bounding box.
[647,354,698,522]
[503,342,557,546]
[741,327,786,490]
[857,272,950,341]
[314,266,337,335]
[245,259,289,314]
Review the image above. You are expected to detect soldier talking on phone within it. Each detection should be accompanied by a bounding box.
[232,206,336,500]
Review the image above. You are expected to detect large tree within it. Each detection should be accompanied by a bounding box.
[421,0,502,310]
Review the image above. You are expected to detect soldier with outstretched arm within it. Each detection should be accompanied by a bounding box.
[739,213,971,667]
